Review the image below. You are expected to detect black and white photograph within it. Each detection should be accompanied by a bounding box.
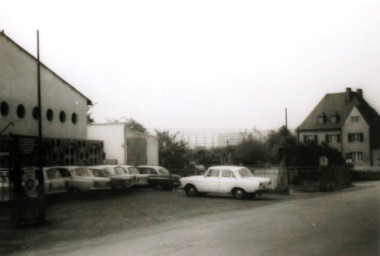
[0,0,379,255]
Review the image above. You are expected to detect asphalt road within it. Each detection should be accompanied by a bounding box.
[12,181,380,256]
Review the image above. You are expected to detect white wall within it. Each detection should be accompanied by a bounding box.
[87,123,125,164]
[0,33,89,139]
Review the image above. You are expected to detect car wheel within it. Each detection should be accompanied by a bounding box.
[185,185,198,197]
[233,188,246,199]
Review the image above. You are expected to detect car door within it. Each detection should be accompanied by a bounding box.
[218,169,236,193]
[202,168,220,192]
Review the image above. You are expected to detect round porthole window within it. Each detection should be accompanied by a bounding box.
[17,104,26,118]
[47,109,54,121]
[59,111,66,123]
[72,113,78,124]
[1,101,9,116]
[32,107,39,120]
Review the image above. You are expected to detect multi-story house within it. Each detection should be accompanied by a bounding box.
[297,88,380,166]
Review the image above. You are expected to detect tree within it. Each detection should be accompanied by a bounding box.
[106,117,147,133]
[232,136,268,165]
[87,103,96,124]
[265,125,297,164]
[155,130,190,168]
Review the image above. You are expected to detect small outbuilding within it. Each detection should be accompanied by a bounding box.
[87,123,159,166]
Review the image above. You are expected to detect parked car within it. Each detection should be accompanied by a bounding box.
[89,165,136,190]
[45,166,110,193]
[137,165,181,191]
[43,167,72,194]
[119,165,149,188]
[180,165,272,199]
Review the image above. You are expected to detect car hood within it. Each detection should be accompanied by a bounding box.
[180,175,204,181]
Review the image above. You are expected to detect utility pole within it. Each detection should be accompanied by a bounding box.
[36,30,46,223]
[285,108,288,165]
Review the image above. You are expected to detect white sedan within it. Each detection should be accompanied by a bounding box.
[180,165,271,199]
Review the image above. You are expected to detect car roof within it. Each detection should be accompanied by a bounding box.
[207,166,248,171]
[137,165,162,169]
[44,166,87,169]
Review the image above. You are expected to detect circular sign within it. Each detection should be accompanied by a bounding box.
[319,156,329,166]
[25,179,35,190]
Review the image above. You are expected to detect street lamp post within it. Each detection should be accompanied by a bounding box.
[36,30,46,223]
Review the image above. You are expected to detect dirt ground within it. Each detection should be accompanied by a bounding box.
[0,189,293,255]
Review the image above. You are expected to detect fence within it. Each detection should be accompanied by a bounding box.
[248,166,282,191]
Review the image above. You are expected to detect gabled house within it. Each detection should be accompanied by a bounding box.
[0,30,104,166]
[297,88,380,166]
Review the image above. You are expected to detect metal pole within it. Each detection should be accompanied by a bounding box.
[36,30,45,223]
[285,108,288,154]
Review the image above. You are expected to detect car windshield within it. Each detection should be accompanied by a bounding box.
[138,168,154,174]
[114,166,126,175]
[158,168,170,175]
[74,168,92,177]
[238,168,253,177]
[128,167,140,175]
[91,169,108,177]
[104,168,116,176]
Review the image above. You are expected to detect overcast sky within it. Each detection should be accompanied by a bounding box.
[1,0,380,133]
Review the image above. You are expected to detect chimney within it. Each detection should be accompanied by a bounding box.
[356,88,363,98]
[345,87,352,102]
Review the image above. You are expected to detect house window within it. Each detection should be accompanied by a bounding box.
[47,109,54,121]
[317,113,326,124]
[326,134,341,143]
[1,101,9,116]
[348,133,364,142]
[304,135,318,143]
[32,107,39,120]
[346,152,363,162]
[16,104,25,118]
[350,116,360,122]
[59,111,66,123]
[72,113,78,124]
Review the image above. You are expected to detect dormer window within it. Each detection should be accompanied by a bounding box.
[317,113,326,124]
[351,116,360,122]
[331,112,339,123]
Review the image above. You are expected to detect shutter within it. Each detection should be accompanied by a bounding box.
[360,133,364,142]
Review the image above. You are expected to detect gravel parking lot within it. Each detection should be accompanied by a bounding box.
[0,189,292,255]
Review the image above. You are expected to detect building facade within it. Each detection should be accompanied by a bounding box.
[0,31,90,139]
[179,128,268,148]
[297,88,380,166]
[0,31,104,166]
[87,123,159,166]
